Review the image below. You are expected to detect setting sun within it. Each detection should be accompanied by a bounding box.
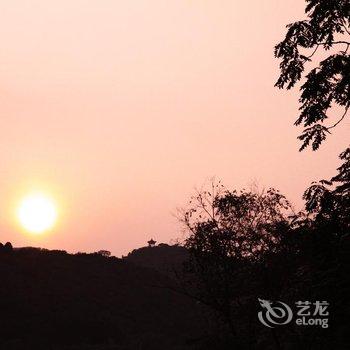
[17,193,58,234]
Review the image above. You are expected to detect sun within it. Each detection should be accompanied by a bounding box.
[17,193,58,234]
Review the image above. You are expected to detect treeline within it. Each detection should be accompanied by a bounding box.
[0,245,205,350]
[176,149,349,349]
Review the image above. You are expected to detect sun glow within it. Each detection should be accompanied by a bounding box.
[17,193,58,234]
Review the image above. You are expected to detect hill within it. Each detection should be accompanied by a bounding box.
[123,243,188,277]
[0,246,204,350]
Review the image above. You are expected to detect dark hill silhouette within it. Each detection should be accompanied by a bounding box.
[124,243,188,277]
[0,246,204,350]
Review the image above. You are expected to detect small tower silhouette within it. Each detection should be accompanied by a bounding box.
[147,238,156,247]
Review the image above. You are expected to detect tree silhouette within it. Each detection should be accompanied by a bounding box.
[303,146,350,234]
[179,182,292,338]
[3,242,13,252]
[96,250,111,257]
[275,0,349,150]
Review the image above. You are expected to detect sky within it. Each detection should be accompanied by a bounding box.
[0,0,348,256]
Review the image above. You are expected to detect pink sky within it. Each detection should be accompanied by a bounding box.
[0,0,348,256]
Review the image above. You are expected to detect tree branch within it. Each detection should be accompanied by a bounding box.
[305,44,319,60]
[316,41,350,46]
[342,42,350,54]
[327,107,349,130]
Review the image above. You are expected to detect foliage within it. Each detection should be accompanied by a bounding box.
[0,241,13,252]
[180,183,293,338]
[178,179,350,349]
[182,183,292,260]
[96,250,111,257]
[275,0,350,150]
[303,146,350,233]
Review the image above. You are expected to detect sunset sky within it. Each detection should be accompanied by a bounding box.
[0,0,348,256]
